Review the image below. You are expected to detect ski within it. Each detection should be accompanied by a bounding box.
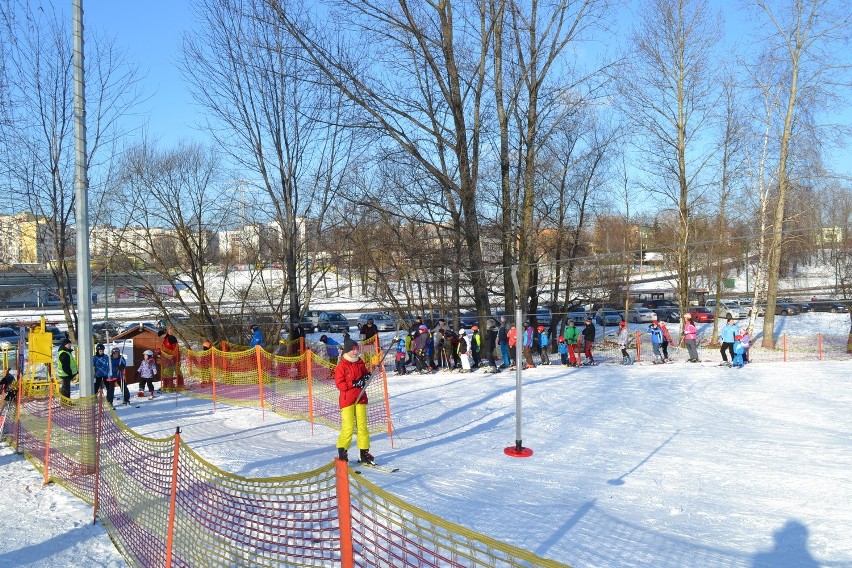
[351,461,399,473]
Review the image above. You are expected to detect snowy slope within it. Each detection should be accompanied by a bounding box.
[2,357,851,567]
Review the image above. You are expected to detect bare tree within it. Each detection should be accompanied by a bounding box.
[182,0,352,325]
[617,0,721,320]
[751,0,852,347]
[504,0,608,319]
[0,0,140,339]
[268,0,496,322]
[111,141,238,343]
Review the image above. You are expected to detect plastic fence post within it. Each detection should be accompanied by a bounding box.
[300,336,305,355]
[93,389,104,524]
[381,361,394,447]
[255,345,265,416]
[818,333,823,361]
[783,334,787,362]
[634,331,641,362]
[14,374,23,451]
[307,350,315,435]
[165,427,181,568]
[211,349,217,413]
[44,380,54,485]
[334,459,354,568]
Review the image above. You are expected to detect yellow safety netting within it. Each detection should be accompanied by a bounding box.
[1,390,569,568]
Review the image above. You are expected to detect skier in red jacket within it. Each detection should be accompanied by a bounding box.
[335,337,375,465]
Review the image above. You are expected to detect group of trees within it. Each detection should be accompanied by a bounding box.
[1,0,850,348]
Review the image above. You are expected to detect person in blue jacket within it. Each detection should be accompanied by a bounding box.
[719,318,738,365]
[732,334,746,368]
[249,325,264,348]
[537,325,550,365]
[648,320,664,363]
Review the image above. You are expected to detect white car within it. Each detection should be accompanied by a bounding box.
[626,307,656,323]
[704,299,745,320]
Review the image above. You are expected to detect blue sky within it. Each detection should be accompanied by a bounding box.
[82,0,850,178]
[86,0,197,146]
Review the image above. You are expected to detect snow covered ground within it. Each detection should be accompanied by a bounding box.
[2,355,851,567]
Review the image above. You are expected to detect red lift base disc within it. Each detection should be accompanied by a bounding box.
[503,446,534,458]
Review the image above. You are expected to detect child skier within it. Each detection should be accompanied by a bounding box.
[557,336,568,365]
[394,335,407,375]
[617,322,632,364]
[537,325,550,365]
[648,320,664,363]
[732,334,746,368]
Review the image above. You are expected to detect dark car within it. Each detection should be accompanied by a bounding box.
[459,310,480,327]
[532,307,552,326]
[774,302,801,316]
[92,321,121,343]
[810,300,850,313]
[643,299,679,310]
[298,310,351,333]
[653,307,681,323]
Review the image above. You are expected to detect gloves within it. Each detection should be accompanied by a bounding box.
[353,372,371,389]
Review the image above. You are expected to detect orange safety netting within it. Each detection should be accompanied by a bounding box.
[178,337,392,437]
[1,388,570,568]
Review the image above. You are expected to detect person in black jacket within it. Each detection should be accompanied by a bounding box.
[483,318,500,372]
[582,318,596,365]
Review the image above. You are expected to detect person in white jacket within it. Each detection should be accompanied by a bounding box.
[617,322,632,365]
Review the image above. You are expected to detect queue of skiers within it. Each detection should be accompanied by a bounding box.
[392,317,579,374]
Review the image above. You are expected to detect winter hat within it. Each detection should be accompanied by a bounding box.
[537,325,545,332]
[471,325,479,331]
[735,334,743,341]
[458,329,466,335]
[419,324,428,331]
[619,321,627,328]
[342,337,359,353]
[558,336,565,342]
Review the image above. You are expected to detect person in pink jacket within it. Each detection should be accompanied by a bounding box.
[335,338,375,465]
[682,313,699,362]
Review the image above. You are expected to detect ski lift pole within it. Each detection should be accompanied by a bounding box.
[505,265,533,458]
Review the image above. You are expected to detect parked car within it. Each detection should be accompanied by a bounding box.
[780,298,811,313]
[357,313,397,332]
[704,299,746,320]
[595,307,624,326]
[732,300,765,317]
[299,310,352,333]
[687,306,715,323]
[653,307,681,323]
[92,321,121,343]
[532,307,552,326]
[774,302,801,316]
[0,327,22,348]
[459,310,480,327]
[626,307,656,323]
[643,299,679,310]
[810,300,850,313]
[566,306,589,325]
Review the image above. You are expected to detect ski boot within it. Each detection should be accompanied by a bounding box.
[337,448,348,462]
[359,449,376,466]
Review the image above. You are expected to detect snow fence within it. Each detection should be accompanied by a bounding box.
[164,337,393,438]
[1,385,568,568]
